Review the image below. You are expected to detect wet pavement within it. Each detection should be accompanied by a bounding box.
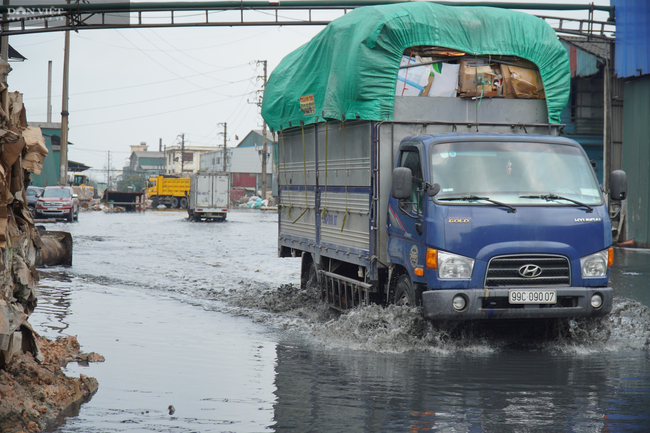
[30,209,650,432]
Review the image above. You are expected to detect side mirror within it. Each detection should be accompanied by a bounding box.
[425,182,441,197]
[391,167,412,200]
[610,170,627,201]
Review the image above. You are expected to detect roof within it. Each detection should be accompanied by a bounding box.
[235,130,276,148]
[68,160,91,172]
[262,2,570,129]
[559,36,610,60]
[133,151,164,158]
[251,129,275,142]
[0,45,26,62]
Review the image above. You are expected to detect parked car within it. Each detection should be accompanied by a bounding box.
[34,186,79,222]
[26,186,43,214]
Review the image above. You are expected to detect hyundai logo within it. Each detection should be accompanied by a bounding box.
[519,264,542,278]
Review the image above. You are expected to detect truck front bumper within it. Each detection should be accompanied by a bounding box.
[421,287,613,320]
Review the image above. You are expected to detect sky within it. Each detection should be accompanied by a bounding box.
[5,0,611,183]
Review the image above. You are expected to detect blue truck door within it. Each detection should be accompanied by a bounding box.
[387,146,428,277]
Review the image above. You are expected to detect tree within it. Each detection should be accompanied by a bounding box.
[117,174,146,192]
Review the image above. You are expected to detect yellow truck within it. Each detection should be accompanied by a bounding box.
[147,175,191,209]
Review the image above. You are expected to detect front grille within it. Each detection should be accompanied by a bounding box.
[485,255,570,288]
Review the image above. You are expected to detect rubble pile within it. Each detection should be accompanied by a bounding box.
[0,335,100,433]
[0,84,101,432]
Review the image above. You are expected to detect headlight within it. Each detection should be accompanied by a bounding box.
[580,250,609,277]
[438,251,474,279]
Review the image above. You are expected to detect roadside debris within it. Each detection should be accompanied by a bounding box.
[0,335,103,433]
[34,228,73,267]
[0,85,93,432]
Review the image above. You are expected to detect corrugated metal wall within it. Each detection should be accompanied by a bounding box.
[30,127,60,187]
[622,77,650,246]
[612,0,650,78]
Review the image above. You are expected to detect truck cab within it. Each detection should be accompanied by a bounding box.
[388,133,626,319]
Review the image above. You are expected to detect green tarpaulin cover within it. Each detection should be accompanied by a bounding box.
[262,2,570,131]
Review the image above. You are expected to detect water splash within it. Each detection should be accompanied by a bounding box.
[214,281,650,354]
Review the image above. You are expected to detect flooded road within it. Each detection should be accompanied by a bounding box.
[30,210,650,432]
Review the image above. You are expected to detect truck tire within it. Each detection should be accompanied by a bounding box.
[152,196,159,208]
[180,197,188,209]
[393,274,415,306]
[171,197,179,208]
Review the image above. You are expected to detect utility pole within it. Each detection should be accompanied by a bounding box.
[257,60,269,200]
[106,151,111,190]
[58,0,71,186]
[164,144,167,174]
[217,122,228,172]
[0,0,11,84]
[47,61,52,123]
[180,133,185,174]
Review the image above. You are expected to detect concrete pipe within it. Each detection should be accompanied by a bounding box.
[35,229,73,267]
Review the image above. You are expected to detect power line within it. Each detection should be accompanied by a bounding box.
[60,91,257,128]
[65,78,254,113]
[23,68,252,101]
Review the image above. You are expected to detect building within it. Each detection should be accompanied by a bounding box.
[164,144,216,175]
[610,0,650,246]
[123,142,165,178]
[200,130,276,192]
[558,36,620,186]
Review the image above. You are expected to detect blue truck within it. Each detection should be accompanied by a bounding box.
[262,3,627,320]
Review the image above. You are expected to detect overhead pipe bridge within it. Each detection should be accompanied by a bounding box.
[0,1,615,39]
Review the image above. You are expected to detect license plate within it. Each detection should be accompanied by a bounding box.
[509,290,557,304]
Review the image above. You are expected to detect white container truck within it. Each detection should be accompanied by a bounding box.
[188,173,229,222]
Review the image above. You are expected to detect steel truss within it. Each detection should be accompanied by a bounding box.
[0,1,614,39]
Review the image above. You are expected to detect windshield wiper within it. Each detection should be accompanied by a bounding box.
[519,194,593,213]
[438,195,517,213]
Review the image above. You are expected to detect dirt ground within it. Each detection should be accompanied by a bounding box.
[0,335,103,433]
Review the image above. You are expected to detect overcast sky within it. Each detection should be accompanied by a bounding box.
[5,0,611,182]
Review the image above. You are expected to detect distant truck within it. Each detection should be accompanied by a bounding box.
[262,3,627,321]
[147,175,190,209]
[187,172,229,221]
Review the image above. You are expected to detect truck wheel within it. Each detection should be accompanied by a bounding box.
[393,274,415,306]
[152,197,159,208]
[171,197,179,208]
[180,197,188,209]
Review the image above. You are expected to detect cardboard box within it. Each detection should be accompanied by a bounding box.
[501,64,544,99]
[458,60,499,97]
[423,62,460,97]
[396,55,432,97]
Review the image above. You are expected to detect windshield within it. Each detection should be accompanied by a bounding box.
[431,141,602,205]
[42,188,71,198]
